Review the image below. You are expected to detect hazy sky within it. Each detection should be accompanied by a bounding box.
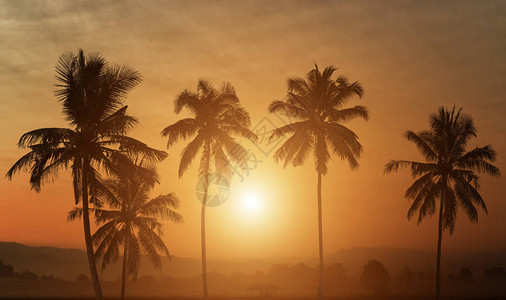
[0,0,505,260]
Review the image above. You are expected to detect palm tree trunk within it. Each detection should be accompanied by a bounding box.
[436,192,444,300]
[201,172,209,300]
[82,159,103,300]
[121,230,129,300]
[317,171,324,300]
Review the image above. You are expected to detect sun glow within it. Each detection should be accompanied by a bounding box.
[242,193,262,214]
[236,185,266,218]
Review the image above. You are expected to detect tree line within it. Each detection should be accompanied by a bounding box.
[6,49,499,300]
[2,259,506,298]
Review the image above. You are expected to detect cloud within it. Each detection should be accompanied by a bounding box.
[0,0,505,254]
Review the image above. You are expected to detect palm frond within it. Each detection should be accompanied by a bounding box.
[140,193,183,223]
[325,123,361,169]
[99,228,124,271]
[100,135,168,163]
[91,220,118,246]
[443,188,458,234]
[97,106,138,136]
[313,133,329,174]
[326,105,369,123]
[126,236,141,280]
[268,100,309,120]
[161,118,199,149]
[268,121,308,142]
[135,221,170,269]
[17,128,75,149]
[384,160,437,176]
[404,131,438,162]
[273,127,312,168]
[405,173,436,199]
[178,133,205,178]
[174,90,200,114]
[416,181,440,224]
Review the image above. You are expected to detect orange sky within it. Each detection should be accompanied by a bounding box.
[0,0,505,260]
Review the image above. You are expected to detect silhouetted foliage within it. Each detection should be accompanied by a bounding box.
[485,266,506,280]
[68,162,182,299]
[76,274,91,285]
[0,261,15,278]
[17,270,38,281]
[447,267,477,294]
[162,79,256,299]
[360,259,390,295]
[0,261,37,281]
[6,49,167,300]
[460,268,474,283]
[268,64,367,300]
[385,106,500,300]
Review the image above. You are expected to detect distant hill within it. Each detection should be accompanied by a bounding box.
[0,242,273,280]
[1,242,505,281]
[0,242,89,280]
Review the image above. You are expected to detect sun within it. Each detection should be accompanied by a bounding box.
[241,191,263,216]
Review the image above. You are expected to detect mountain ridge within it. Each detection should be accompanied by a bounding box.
[1,241,505,280]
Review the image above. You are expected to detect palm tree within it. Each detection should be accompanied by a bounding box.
[268,65,368,299]
[161,79,257,299]
[5,49,167,300]
[384,106,500,300]
[68,163,182,299]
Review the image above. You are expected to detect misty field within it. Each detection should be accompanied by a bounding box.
[0,297,500,300]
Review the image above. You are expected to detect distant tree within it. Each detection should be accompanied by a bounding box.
[76,274,91,285]
[485,267,506,280]
[447,267,476,293]
[6,49,167,300]
[325,263,346,280]
[458,267,474,285]
[68,163,182,300]
[360,260,390,295]
[253,270,265,280]
[268,65,368,300]
[0,261,37,281]
[17,270,38,281]
[395,266,414,291]
[0,261,15,278]
[385,106,500,300]
[324,263,347,292]
[398,266,413,281]
[40,275,65,284]
[137,275,157,286]
[161,80,256,299]
[268,264,290,278]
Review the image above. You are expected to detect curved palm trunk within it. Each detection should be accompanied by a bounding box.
[436,192,444,300]
[317,171,324,300]
[201,173,209,300]
[121,230,129,300]
[82,159,103,300]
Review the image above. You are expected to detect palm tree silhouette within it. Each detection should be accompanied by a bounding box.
[268,65,368,299]
[68,162,182,299]
[6,50,167,300]
[385,106,500,300]
[161,79,256,299]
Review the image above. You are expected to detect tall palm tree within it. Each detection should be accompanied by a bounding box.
[268,65,368,299]
[6,49,167,300]
[161,79,257,299]
[384,106,500,300]
[68,163,182,299]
